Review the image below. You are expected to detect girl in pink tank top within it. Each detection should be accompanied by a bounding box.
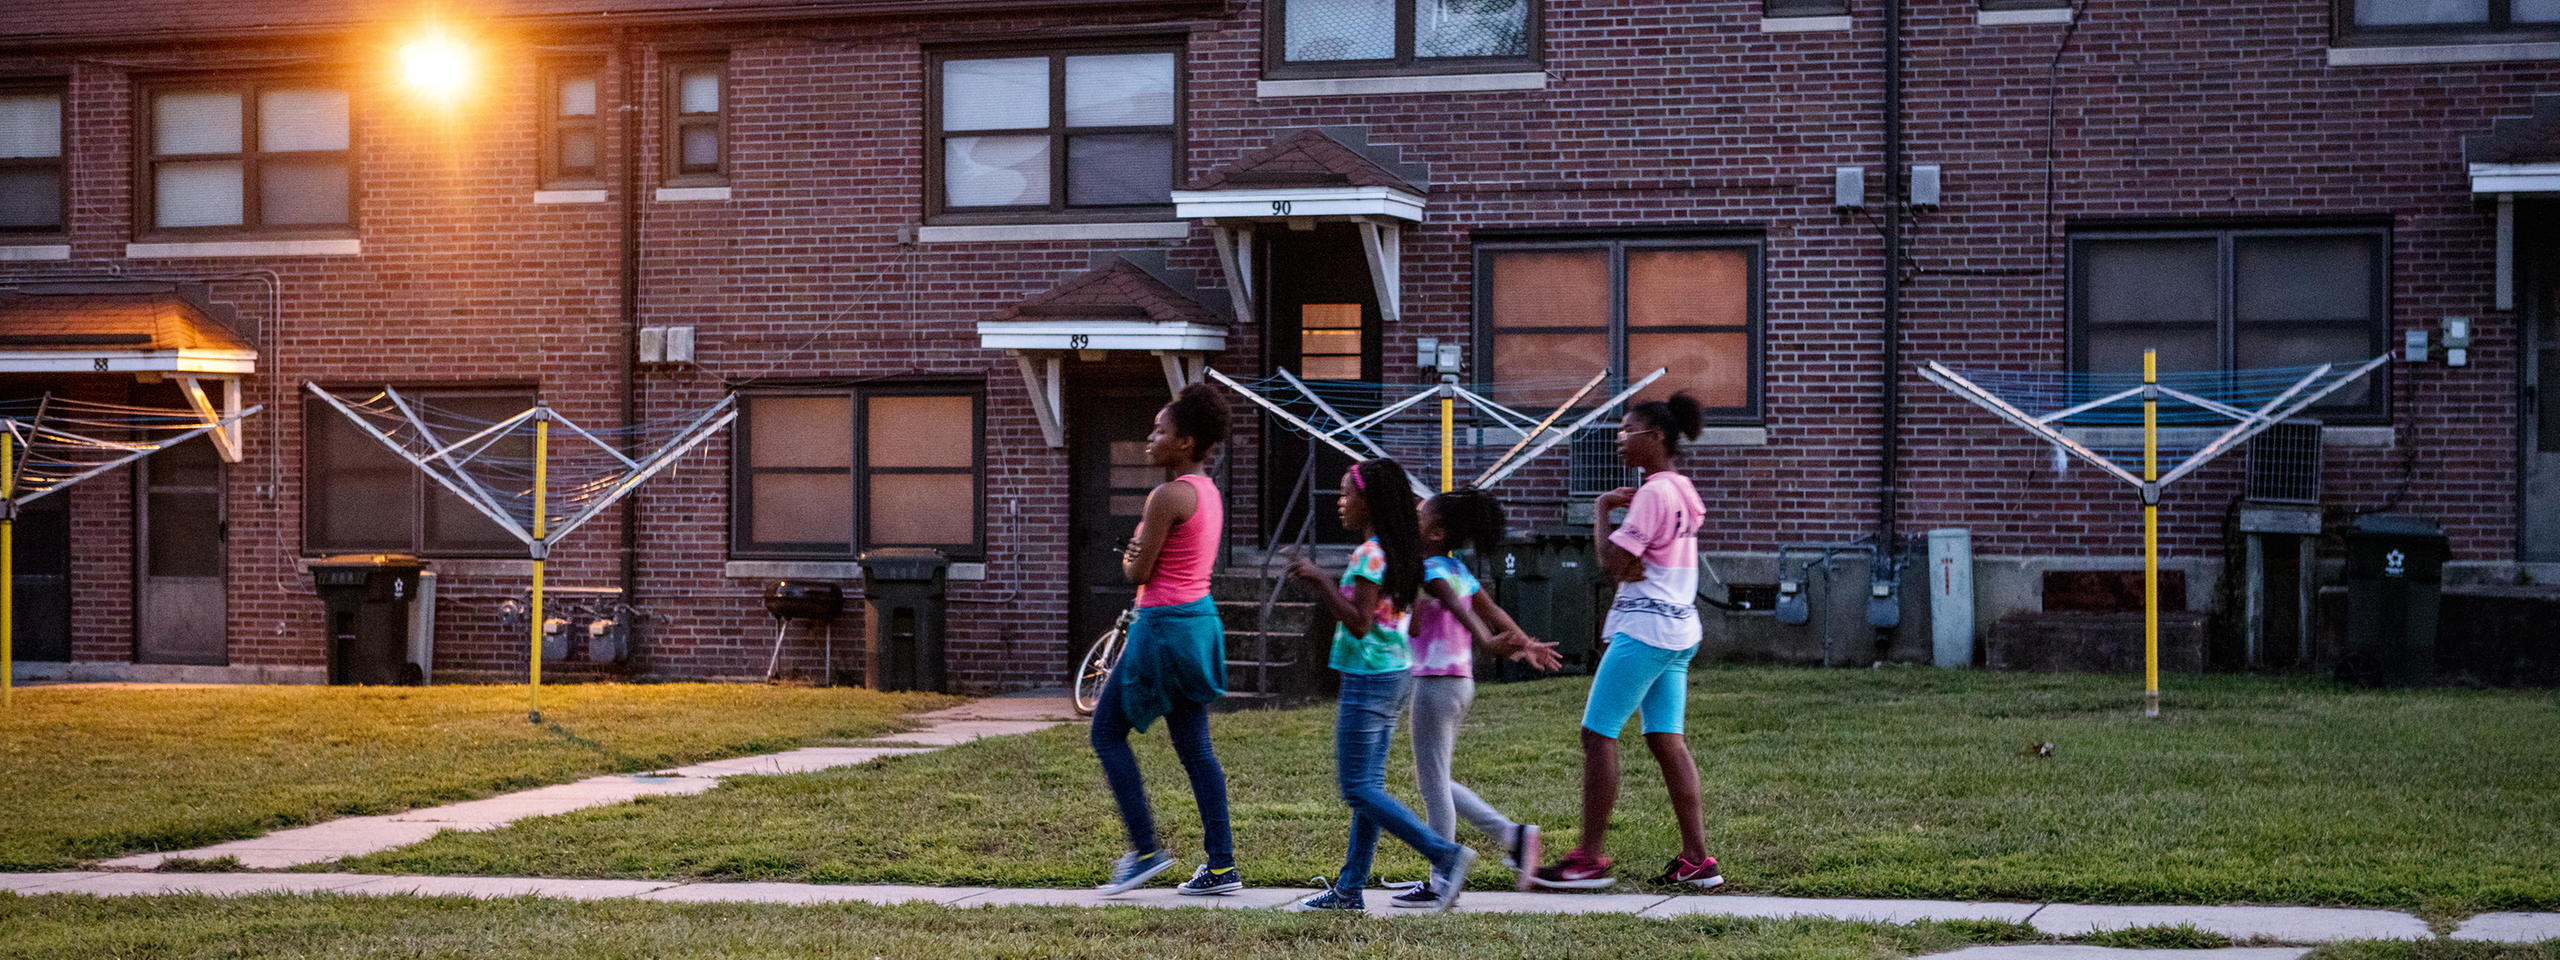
[1136,473,1221,607]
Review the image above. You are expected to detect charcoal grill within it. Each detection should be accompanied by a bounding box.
[762,580,845,683]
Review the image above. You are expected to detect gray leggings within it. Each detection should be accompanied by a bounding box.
[1407,675,1519,850]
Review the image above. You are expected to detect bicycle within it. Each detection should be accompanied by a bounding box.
[1072,608,1137,716]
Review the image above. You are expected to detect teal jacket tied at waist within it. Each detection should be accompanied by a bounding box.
[1118,595,1227,733]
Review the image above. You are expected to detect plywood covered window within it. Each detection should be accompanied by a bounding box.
[734,384,984,558]
[1478,237,1762,421]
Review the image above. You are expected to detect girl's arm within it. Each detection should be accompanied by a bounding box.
[1469,591,1563,672]
[1120,479,1199,584]
[1284,550,1379,637]
[1424,577,1495,646]
[1594,486,1647,583]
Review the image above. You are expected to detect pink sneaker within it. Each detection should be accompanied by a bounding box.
[1529,849,1615,890]
[1655,855,1724,889]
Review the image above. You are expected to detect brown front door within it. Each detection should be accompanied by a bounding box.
[135,435,225,664]
[1261,223,1383,545]
[1068,376,1169,662]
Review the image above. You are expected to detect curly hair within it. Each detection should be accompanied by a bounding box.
[1627,391,1705,459]
[1164,381,1230,454]
[1424,486,1507,557]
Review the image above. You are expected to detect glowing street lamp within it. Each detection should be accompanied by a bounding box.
[400,31,471,99]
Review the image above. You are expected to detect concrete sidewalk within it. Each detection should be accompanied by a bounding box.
[4,869,2553,946]
[100,695,1080,870]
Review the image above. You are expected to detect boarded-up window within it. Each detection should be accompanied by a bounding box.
[1480,240,1760,420]
[734,386,983,557]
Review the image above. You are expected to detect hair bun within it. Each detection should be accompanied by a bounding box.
[1665,391,1705,439]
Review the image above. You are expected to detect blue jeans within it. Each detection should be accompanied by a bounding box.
[1333,669,1465,889]
[1091,666,1234,868]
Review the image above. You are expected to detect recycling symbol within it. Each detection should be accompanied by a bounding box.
[2384,549,2405,577]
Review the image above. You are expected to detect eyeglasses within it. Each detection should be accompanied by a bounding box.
[1615,428,1661,441]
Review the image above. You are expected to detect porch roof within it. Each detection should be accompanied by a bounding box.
[0,283,257,375]
[1172,127,1429,223]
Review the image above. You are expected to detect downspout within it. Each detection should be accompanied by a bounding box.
[617,28,643,608]
[1879,0,1904,547]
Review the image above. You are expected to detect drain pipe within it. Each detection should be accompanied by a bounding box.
[616,28,643,607]
[1880,0,1905,547]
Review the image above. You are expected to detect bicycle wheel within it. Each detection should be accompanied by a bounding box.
[1072,624,1128,716]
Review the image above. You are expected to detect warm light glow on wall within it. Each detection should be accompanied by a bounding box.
[400,31,472,99]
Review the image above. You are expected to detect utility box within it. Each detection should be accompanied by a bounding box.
[860,548,949,692]
[2337,515,2450,687]
[309,554,427,685]
[1927,529,1974,668]
[1489,532,1601,675]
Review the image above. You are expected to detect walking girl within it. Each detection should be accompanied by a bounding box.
[1281,457,1479,913]
[1388,486,1565,907]
[1090,382,1241,897]
[1532,391,1725,891]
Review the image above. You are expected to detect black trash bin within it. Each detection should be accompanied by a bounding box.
[860,548,949,692]
[1487,532,1601,677]
[309,554,426,685]
[2337,515,2450,687]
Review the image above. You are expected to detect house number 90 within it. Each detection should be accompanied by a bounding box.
[1269,201,1292,215]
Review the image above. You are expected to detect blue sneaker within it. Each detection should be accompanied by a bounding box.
[1096,848,1176,896]
[1177,863,1243,896]
[1292,877,1365,912]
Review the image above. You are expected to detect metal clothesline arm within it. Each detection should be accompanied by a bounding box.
[384,386,534,539]
[546,410,642,470]
[2153,386,2255,422]
[1475,368,1665,489]
[546,399,738,544]
[1207,368,1434,500]
[2035,385,2145,425]
[1471,370,1607,488]
[309,384,535,545]
[420,407,539,464]
[11,405,265,507]
[2155,355,2384,489]
[1920,362,2146,490]
[1339,387,1442,436]
[1276,368,1393,460]
[1450,388,1530,434]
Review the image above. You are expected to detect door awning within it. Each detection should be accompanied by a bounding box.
[2464,96,2560,310]
[1172,128,1430,329]
[976,252,1230,447]
[0,282,256,375]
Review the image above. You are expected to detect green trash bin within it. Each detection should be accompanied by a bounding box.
[309,554,425,686]
[860,548,948,692]
[1488,531,1601,677]
[2337,515,2449,687]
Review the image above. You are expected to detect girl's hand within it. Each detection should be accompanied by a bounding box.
[1278,547,1325,586]
[1496,630,1564,672]
[1596,486,1637,512]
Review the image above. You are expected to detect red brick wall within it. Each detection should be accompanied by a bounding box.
[2,0,2538,689]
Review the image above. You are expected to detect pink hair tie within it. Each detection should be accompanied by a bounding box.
[1348,464,1368,490]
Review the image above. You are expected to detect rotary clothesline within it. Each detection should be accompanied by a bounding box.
[1205,367,1667,499]
[307,384,737,721]
[0,394,266,707]
[1919,351,2392,717]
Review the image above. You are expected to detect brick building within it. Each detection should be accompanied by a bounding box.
[0,0,2549,691]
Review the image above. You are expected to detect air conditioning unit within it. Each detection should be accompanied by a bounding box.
[2244,419,2322,505]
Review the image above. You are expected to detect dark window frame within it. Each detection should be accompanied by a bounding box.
[1765,0,1850,18]
[133,74,359,240]
[1978,0,2071,11]
[2067,222,2394,425]
[730,381,988,561]
[661,52,728,186]
[1473,233,1767,426]
[0,77,69,236]
[1264,0,1545,80]
[539,59,605,189]
[2332,0,2560,46]
[300,386,537,558]
[924,39,1186,225]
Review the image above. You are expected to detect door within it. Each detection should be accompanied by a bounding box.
[11,492,70,661]
[1068,378,1169,662]
[2531,224,2560,562]
[136,435,225,664]
[1261,223,1384,545]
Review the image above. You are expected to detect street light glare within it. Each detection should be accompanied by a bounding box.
[401,32,470,98]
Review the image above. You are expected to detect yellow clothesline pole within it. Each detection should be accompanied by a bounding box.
[2143,350,2160,719]
[1439,380,1454,493]
[3,428,14,709]
[529,406,549,724]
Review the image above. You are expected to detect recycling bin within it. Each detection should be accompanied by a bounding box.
[309,554,427,685]
[861,548,949,692]
[2337,515,2449,687]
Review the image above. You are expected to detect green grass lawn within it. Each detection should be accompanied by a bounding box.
[0,683,957,870]
[0,893,2002,960]
[337,669,2560,917]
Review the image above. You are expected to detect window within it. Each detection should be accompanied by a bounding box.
[0,81,65,234]
[734,385,984,557]
[928,45,1180,221]
[140,79,352,234]
[303,390,531,556]
[1477,237,1762,421]
[1766,0,1849,17]
[663,54,725,183]
[2337,0,2560,43]
[1299,303,1365,380]
[2070,224,2391,422]
[1268,0,1539,78]
[541,61,603,187]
